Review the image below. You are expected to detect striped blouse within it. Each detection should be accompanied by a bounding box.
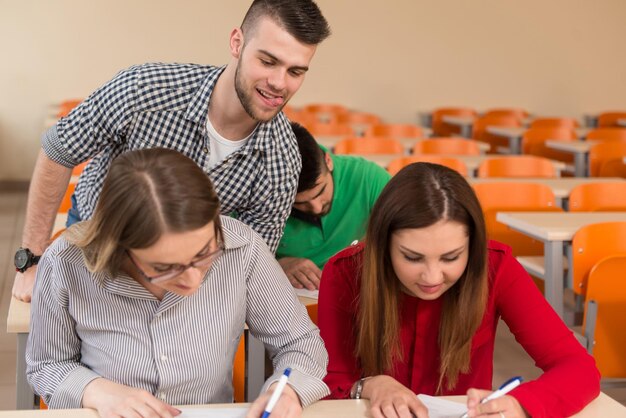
[26,216,329,409]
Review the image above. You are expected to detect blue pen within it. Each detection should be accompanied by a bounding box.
[261,367,292,418]
[460,376,523,418]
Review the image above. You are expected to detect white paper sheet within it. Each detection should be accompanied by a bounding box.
[294,288,319,299]
[417,394,467,418]
[178,407,248,418]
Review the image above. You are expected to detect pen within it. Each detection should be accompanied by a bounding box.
[460,376,522,418]
[261,367,292,418]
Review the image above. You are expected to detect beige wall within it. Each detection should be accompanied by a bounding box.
[1,0,625,180]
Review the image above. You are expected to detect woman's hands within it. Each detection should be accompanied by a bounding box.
[247,382,302,418]
[361,375,429,418]
[465,388,529,418]
[82,378,181,418]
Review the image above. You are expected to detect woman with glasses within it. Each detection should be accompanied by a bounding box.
[26,148,329,418]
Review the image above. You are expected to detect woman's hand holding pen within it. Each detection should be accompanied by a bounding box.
[362,375,429,418]
[246,382,302,418]
[465,388,529,418]
[82,378,181,418]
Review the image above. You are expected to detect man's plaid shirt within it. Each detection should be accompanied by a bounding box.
[42,63,301,252]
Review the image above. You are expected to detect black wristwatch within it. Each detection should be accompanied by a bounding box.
[14,247,41,273]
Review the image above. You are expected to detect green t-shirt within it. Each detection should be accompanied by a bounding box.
[277,153,391,269]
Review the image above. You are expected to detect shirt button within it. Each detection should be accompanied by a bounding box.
[160,354,168,362]
[203,147,209,153]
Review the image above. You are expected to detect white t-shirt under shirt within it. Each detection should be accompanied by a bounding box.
[206,117,255,168]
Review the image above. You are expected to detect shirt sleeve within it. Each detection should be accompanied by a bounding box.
[493,250,601,417]
[41,66,139,168]
[26,246,101,408]
[317,250,362,399]
[244,232,329,406]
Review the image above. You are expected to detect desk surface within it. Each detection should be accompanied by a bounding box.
[545,139,598,153]
[1,394,623,417]
[468,177,624,199]
[496,211,626,241]
[487,126,590,140]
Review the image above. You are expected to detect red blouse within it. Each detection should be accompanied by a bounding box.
[318,240,600,418]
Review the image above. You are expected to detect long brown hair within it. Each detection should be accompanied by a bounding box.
[356,162,488,392]
[66,148,222,275]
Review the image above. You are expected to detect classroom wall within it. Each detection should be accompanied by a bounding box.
[1,0,625,181]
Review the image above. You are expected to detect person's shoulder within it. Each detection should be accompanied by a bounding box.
[326,241,364,269]
[42,235,89,274]
[133,62,217,88]
[487,240,518,282]
[334,154,389,175]
[220,216,263,250]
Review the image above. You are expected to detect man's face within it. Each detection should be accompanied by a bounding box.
[293,155,335,217]
[232,17,317,122]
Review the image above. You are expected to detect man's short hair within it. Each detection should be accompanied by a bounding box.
[291,122,326,193]
[241,0,331,45]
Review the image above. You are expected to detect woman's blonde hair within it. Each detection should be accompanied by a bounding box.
[66,148,221,275]
[356,162,488,392]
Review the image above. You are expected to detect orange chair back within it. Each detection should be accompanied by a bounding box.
[387,156,468,176]
[233,335,246,402]
[56,99,82,118]
[431,107,477,136]
[412,138,481,155]
[471,115,522,153]
[483,108,529,122]
[58,183,76,214]
[365,123,425,139]
[477,156,557,178]
[521,127,577,164]
[572,221,626,297]
[334,137,403,155]
[336,111,381,125]
[72,160,89,177]
[589,141,626,177]
[302,103,349,124]
[473,183,562,256]
[530,117,579,129]
[583,255,626,377]
[597,111,626,128]
[568,183,626,211]
[585,128,626,142]
[305,122,355,137]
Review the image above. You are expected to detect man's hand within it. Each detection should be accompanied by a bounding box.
[12,268,37,302]
[247,382,302,418]
[82,378,181,418]
[278,257,322,290]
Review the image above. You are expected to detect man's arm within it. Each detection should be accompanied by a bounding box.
[12,149,72,302]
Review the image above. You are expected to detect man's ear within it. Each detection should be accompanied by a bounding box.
[324,152,334,172]
[230,27,244,59]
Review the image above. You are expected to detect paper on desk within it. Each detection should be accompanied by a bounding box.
[295,288,319,299]
[178,407,247,418]
[417,394,467,418]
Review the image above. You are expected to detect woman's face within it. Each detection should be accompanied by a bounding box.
[390,219,469,300]
[127,221,221,298]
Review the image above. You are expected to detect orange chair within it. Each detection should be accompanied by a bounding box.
[336,111,381,126]
[530,117,579,129]
[334,137,404,155]
[412,138,481,155]
[477,156,558,178]
[472,115,522,153]
[305,121,355,137]
[72,160,89,177]
[387,156,468,176]
[473,183,562,256]
[585,128,626,142]
[571,221,626,297]
[568,183,626,211]
[365,123,425,139]
[483,108,529,122]
[521,127,577,164]
[588,141,626,177]
[56,99,82,118]
[597,111,626,128]
[580,255,626,378]
[58,183,76,213]
[301,103,349,124]
[431,107,477,136]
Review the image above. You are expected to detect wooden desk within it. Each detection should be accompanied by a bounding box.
[468,178,624,209]
[0,393,623,417]
[486,126,591,155]
[495,212,626,319]
[358,154,566,177]
[618,118,626,127]
[545,140,599,177]
[7,295,317,409]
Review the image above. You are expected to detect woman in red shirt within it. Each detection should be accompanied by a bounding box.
[318,162,600,418]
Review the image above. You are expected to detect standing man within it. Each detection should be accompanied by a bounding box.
[277,123,391,290]
[13,0,330,302]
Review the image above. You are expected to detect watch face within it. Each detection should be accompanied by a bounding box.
[15,249,29,269]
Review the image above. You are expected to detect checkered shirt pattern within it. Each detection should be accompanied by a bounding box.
[41,63,301,253]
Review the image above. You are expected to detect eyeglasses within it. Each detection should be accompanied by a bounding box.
[126,241,224,284]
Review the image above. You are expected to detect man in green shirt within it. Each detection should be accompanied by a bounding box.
[277,122,391,290]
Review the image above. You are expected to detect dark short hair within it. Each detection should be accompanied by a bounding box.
[291,122,326,193]
[241,0,331,45]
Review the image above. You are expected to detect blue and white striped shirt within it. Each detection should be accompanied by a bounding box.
[26,216,329,409]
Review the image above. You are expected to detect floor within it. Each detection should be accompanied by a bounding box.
[0,189,624,410]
